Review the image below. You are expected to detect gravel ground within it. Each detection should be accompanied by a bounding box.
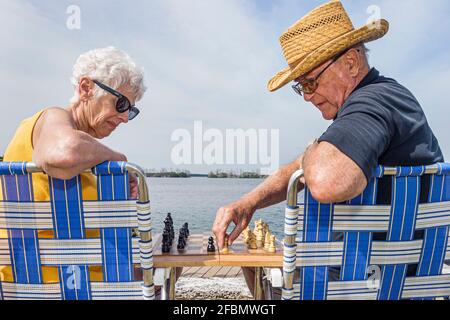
[175,277,253,300]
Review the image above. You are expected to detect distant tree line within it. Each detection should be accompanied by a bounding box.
[208,170,265,179]
[145,169,191,178]
[0,155,3,162]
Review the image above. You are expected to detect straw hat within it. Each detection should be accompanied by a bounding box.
[268,0,389,92]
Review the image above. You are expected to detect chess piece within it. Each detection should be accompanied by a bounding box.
[207,237,216,253]
[255,221,264,249]
[268,235,276,253]
[167,212,173,225]
[183,223,190,237]
[247,231,257,249]
[243,227,252,243]
[177,237,186,250]
[162,243,171,253]
[264,231,271,251]
[221,235,230,254]
[162,232,171,253]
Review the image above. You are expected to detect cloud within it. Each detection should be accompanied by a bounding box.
[0,0,448,172]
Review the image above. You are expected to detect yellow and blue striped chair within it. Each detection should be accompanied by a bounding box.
[0,161,154,300]
[283,163,450,300]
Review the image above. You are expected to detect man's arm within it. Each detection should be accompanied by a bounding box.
[213,140,368,249]
[302,141,367,203]
[32,108,127,180]
[212,156,304,248]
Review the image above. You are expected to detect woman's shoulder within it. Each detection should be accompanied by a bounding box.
[36,107,73,126]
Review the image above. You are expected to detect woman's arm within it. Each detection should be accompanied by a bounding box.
[32,108,127,180]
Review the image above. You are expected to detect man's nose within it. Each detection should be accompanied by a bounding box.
[303,92,314,102]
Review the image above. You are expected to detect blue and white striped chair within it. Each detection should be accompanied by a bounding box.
[283,163,450,300]
[0,161,154,300]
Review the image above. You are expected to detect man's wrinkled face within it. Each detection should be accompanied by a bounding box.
[296,58,349,121]
[88,85,137,139]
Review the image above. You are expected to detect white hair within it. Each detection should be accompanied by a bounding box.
[70,47,146,103]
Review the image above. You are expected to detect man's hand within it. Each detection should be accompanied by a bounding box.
[212,199,256,249]
[129,173,138,199]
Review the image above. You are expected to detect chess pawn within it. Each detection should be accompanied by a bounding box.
[264,231,271,251]
[268,235,276,253]
[256,224,264,249]
[247,233,257,249]
[184,223,190,237]
[243,227,251,243]
[221,235,230,254]
[177,237,185,250]
[207,237,216,253]
[249,238,257,250]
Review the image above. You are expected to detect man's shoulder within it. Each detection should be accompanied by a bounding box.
[341,74,422,118]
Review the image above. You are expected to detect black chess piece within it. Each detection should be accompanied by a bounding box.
[177,236,186,250]
[183,223,190,237]
[162,231,171,253]
[207,237,216,253]
[167,213,173,225]
[162,243,171,253]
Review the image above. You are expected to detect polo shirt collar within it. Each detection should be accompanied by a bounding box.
[353,68,380,93]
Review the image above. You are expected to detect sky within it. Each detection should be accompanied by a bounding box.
[0,0,449,173]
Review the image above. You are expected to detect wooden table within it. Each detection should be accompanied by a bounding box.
[152,233,283,300]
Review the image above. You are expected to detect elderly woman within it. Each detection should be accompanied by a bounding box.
[0,47,145,282]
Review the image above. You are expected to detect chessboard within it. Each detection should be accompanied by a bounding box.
[152,232,283,257]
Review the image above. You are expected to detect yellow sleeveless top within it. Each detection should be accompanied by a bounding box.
[0,109,102,282]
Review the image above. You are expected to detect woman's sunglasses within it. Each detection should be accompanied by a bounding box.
[93,80,140,121]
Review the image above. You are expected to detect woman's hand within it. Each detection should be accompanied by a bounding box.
[129,173,138,199]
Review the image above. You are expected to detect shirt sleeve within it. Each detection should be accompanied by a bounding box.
[318,94,393,181]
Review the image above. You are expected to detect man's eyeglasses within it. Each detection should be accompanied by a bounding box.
[292,49,355,96]
[93,80,140,121]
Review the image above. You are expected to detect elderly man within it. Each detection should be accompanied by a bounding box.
[212,0,444,297]
[0,47,144,282]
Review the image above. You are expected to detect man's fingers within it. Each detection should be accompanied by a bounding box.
[229,225,243,245]
[212,208,233,249]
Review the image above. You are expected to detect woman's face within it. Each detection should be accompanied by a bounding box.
[82,81,138,139]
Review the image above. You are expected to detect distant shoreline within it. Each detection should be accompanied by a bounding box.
[146,171,267,179]
[145,174,266,179]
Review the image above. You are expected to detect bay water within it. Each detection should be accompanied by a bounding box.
[146,177,302,240]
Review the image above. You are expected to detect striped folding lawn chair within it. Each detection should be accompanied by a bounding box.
[0,161,154,300]
[283,163,450,300]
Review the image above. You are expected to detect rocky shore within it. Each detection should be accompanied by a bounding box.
[175,277,253,300]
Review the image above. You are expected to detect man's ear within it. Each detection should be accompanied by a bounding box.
[344,49,360,77]
[78,77,94,101]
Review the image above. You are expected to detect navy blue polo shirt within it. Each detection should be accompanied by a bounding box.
[318,68,444,181]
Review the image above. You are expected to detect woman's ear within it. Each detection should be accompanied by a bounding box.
[78,77,94,101]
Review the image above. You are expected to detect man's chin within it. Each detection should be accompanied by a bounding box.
[322,113,335,121]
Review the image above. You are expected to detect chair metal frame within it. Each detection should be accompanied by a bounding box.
[0,161,154,300]
[283,164,450,300]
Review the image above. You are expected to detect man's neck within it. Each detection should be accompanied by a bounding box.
[344,66,371,101]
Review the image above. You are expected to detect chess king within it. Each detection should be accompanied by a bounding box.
[213,0,443,298]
